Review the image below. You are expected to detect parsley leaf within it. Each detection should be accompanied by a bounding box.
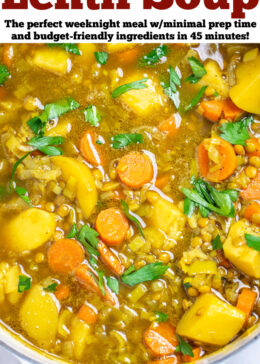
[121,200,145,238]
[182,177,238,218]
[111,133,143,149]
[94,51,108,65]
[44,283,58,292]
[245,234,260,251]
[77,225,99,252]
[212,234,223,250]
[89,255,98,269]
[219,116,254,146]
[9,151,33,192]
[107,276,119,294]
[155,311,168,323]
[0,64,10,85]
[28,135,64,156]
[18,275,31,293]
[47,43,80,55]
[185,86,207,111]
[121,262,168,287]
[176,335,194,357]
[83,105,101,127]
[185,57,207,84]
[183,197,195,218]
[66,223,78,238]
[139,45,169,67]
[14,186,32,206]
[112,78,148,98]
[183,282,192,289]
[161,66,181,109]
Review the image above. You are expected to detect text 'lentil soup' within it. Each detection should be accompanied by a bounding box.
[0,43,260,364]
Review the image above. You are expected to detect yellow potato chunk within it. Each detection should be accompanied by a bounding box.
[78,43,97,65]
[32,48,71,75]
[197,60,228,97]
[177,293,246,346]
[230,55,260,114]
[70,316,92,360]
[45,119,72,137]
[223,220,260,278]
[115,72,166,116]
[52,156,97,218]
[20,285,59,348]
[2,208,56,253]
[146,191,186,239]
[106,43,136,53]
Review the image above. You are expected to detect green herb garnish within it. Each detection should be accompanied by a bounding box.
[44,283,58,292]
[155,311,169,323]
[66,223,78,238]
[112,78,148,98]
[139,45,169,67]
[212,234,223,250]
[28,135,64,156]
[185,86,207,111]
[176,335,194,357]
[14,186,32,206]
[185,57,207,84]
[89,255,98,269]
[47,43,80,55]
[83,105,101,127]
[18,275,31,293]
[111,133,143,149]
[9,151,33,192]
[121,200,144,238]
[121,262,168,287]
[94,51,108,65]
[107,276,119,294]
[0,64,10,85]
[219,116,254,146]
[161,66,181,109]
[183,282,192,289]
[245,234,260,251]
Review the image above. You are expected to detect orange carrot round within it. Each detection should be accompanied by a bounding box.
[98,240,125,275]
[95,208,129,246]
[158,116,179,135]
[155,174,170,189]
[55,284,70,301]
[144,322,178,357]
[80,129,104,166]
[244,202,260,225]
[245,138,260,157]
[116,47,140,64]
[3,44,14,67]
[200,100,223,122]
[117,152,153,189]
[198,137,237,182]
[77,303,98,324]
[236,288,257,321]
[148,357,180,364]
[222,99,242,121]
[182,347,202,362]
[48,239,84,274]
[241,171,260,200]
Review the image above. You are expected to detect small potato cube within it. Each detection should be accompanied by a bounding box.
[32,48,71,75]
[177,293,246,346]
[223,220,260,278]
[78,43,97,65]
[70,316,91,360]
[197,60,228,97]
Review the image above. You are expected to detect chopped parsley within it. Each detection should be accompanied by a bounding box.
[83,105,101,127]
[185,86,207,111]
[18,275,31,293]
[121,262,169,287]
[14,186,32,206]
[185,57,207,84]
[112,78,148,98]
[162,66,181,109]
[139,45,169,67]
[176,335,194,357]
[47,43,80,55]
[27,135,64,156]
[245,234,260,251]
[94,51,108,65]
[66,223,78,238]
[111,133,143,149]
[121,200,145,238]
[212,234,223,250]
[106,276,119,295]
[44,283,58,292]
[9,151,33,192]
[219,116,254,146]
[183,282,192,289]
[0,64,10,85]
[155,311,169,323]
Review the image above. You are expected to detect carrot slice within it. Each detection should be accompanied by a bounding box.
[200,100,223,122]
[144,322,178,357]
[222,99,242,121]
[80,129,104,166]
[198,137,237,182]
[117,152,153,189]
[158,116,179,135]
[148,356,180,364]
[155,174,169,189]
[77,303,98,324]
[182,347,202,362]
[3,44,14,67]
[98,240,125,275]
[96,208,129,246]
[55,284,70,301]
[116,47,140,64]
[244,202,260,225]
[75,264,117,306]
[48,239,84,274]
[241,170,260,200]
[245,138,260,157]
[236,288,257,321]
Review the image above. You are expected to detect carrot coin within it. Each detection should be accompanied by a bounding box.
[77,303,98,324]
[55,284,70,301]
[96,208,129,246]
[98,240,125,275]
[48,239,84,274]
[241,170,260,200]
[144,322,178,357]
[117,152,153,189]
[80,129,104,166]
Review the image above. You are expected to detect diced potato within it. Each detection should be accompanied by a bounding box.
[188,260,218,276]
[223,220,260,278]
[129,235,151,253]
[1,208,56,252]
[106,43,136,53]
[197,60,228,97]
[177,293,246,346]
[5,265,20,294]
[52,157,97,218]
[114,71,166,116]
[45,119,72,137]
[78,43,97,65]
[230,55,260,114]
[146,191,186,239]
[20,285,59,348]
[70,316,92,360]
[58,309,73,338]
[32,48,71,75]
